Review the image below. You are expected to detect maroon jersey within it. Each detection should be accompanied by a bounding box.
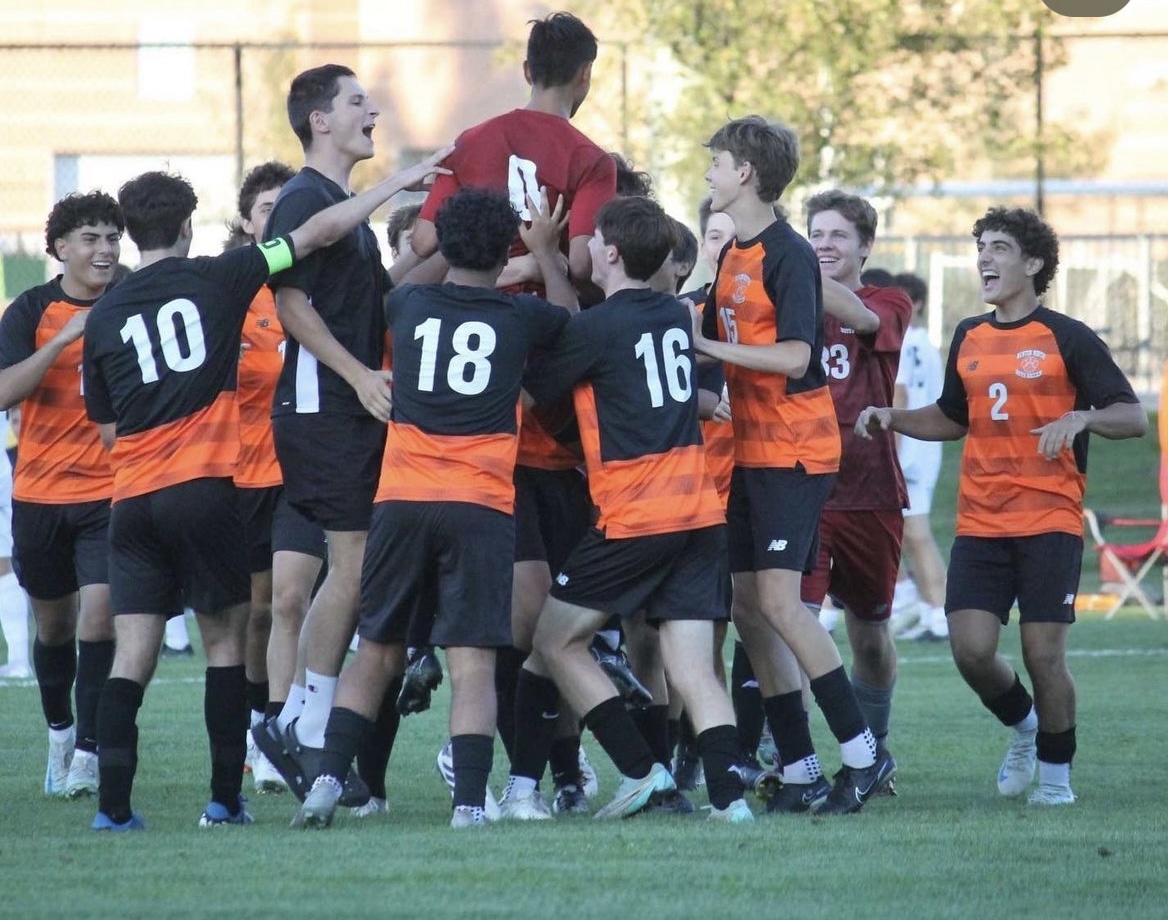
[821,284,912,510]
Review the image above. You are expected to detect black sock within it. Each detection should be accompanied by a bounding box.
[809,666,867,745]
[763,692,814,768]
[583,696,654,780]
[698,724,745,810]
[97,677,144,823]
[356,676,402,800]
[549,734,582,788]
[75,639,114,753]
[630,704,671,765]
[731,641,764,754]
[452,733,494,809]
[985,674,1035,727]
[679,711,697,753]
[204,665,247,810]
[510,669,560,782]
[494,646,527,761]
[1037,727,1077,766]
[34,638,76,729]
[667,718,681,759]
[322,707,374,782]
[264,700,283,722]
[245,679,269,719]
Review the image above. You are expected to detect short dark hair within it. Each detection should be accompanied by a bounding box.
[860,268,895,288]
[610,152,654,198]
[238,161,296,221]
[435,188,520,271]
[287,64,356,150]
[44,191,124,260]
[386,204,422,254]
[971,207,1060,296]
[118,172,198,252]
[526,12,597,87]
[805,189,879,247]
[670,218,698,291]
[892,271,928,307]
[595,197,676,282]
[705,116,800,203]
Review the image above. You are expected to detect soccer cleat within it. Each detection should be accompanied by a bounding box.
[709,798,755,824]
[552,783,590,815]
[815,749,897,815]
[450,805,489,829]
[159,643,194,658]
[92,811,146,832]
[672,747,705,792]
[397,646,443,716]
[291,774,343,829]
[65,749,99,799]
[251,744,289,794]
[589,636,653,707]
[730,753,768,793]
[198,797,254,827]
[498,781,553,821]
[997,728,1038,797]
[436,742,501,820]
[45,727,75,797]
[284,720,370,808]
[0,662,33,680]
[251,720,307,799]
[757,722,778,768]
[578,746,599,799]
[764,775,832,814]
[593,762,676,820]
[644,788,695,815]
[1027,783,1076,806]
[351,796,388,818]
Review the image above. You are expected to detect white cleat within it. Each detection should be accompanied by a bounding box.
[65,749,99,799]
[291,774,342,829]
[437,741,500,820]
[498,781,553,821]
[351,796,388,818]
[451,805,489,828]
[997,728,1038,797]
[578,746,599,799]
[594,762,676,820]
[1027,783,1076,806]
[45,727,76,797]
[708,797,755,824]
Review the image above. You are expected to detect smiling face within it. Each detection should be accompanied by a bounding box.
[55,222,122,299]
[809,209,869,290]
[976,229,1042,310]
[705,149,748,216]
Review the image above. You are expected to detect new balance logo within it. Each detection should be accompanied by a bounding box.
[1063,594,1075,605]
[766,540,788,552]
[555,573,569,586]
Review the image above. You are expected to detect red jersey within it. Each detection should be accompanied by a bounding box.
[704,220,840,473]
[0,278,113,503]
[235,286,283,489]
[937,307,1139,538]
[822,284,911,510]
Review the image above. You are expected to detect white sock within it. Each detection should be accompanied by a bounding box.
[1013,706,1039,734]
[250,708,264,728]
[1037,760,1071,788]
[164,613,190,649]
[276,683,306,733]
[506,775,537,798]
[892,578,919,612]
[780,754,822,784]
[296,669,337,748]
[49,725,74,745]
[0,572,30,668]
[926,605,948,633]
[840,728,878,769]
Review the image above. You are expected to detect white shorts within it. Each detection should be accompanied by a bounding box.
[0,460,12,557]
[903,476,935,518]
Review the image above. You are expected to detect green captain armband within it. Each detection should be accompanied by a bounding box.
[258,235,296,274]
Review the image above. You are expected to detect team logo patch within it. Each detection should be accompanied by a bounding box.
[256,317,271,328]
[1015,348,1046,380]
[731,273,751,304]
[966,360,979,372]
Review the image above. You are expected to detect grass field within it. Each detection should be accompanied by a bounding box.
[0,418,1163,919]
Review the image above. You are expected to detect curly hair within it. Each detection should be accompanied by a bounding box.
[435,187,520,271]
[118,171,199,252]
[972,207,1060,296]
[44,191,124,260]
[610,152,654,199]
[238,161,295,222]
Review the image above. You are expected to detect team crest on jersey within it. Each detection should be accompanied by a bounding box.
[1015,349,1046,380]
[966,360,979,371]
[730,273,751,304]
[256,317,270,328]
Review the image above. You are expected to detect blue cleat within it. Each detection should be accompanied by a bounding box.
[92,811,146,832]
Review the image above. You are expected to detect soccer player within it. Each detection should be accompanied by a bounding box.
[82,156,449,831]
[408,13,616,802]
[802,190,912,776]
[0,192,123,798]
[889,271,950,642]
[229,161,328,795]
[290,185,573,830]
[692,116,893,816]
[856,207,1147,806]
[513,195,752,824]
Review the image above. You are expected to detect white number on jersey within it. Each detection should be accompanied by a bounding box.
[507,155,540,221]
[119,298,208,384]
[988,381,1009,420]
[414,317,497,396]
[634,328,693,408]
[821,342,851,380]
[718,306,739,344]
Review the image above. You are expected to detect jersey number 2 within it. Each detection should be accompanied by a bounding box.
[988,382,1009,420]
[120,299,207,384]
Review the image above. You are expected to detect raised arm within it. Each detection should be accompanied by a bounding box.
[821,275,879,334]
[518,187,577,314]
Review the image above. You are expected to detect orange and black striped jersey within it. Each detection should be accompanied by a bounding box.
[703,220,840,472]
[235,286,283,489]
[0,278,113,503]
[684,285,734,509]
[83,244,289,501]
[526,288,724,538]
[937,306,1139,538]
[375,282,569,514]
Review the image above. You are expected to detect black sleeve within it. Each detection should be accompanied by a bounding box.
[523,310,599,406]
[81,321,115,425]
[1056,317,1140,410]
[264,186,332,294]
[936,320,973,427]
[0,292,40,369]
[763,245,820,346]
[517,294,571,348]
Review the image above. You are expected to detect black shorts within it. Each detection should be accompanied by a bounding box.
[271,489,328,559]
[726,466,833,575]
[513,465,591,570]
[946,533,1082,625]
[11,498,111,600]
[237,485,327,573]
[273,412,385,532]
[550,525,728,623]
[359,500,514,648]
[108,478,249,617]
